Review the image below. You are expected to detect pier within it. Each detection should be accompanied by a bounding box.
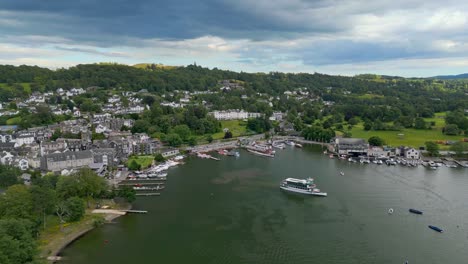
[121,210,149,214]
[136,193,161,196]
[119,182,165,186]
[454,160,468,168]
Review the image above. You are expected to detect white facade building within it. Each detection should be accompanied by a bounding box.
[15,133,35,146]
[405,148,420,159]
[211,110,262,120]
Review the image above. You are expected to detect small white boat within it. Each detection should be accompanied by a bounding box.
[273,143,286,149]
[388,208,394,214]
[340,171,344,176]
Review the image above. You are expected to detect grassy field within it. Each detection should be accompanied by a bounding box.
[356,93,384,99]
[348,114,464,149]
[212,120,248,140]
[0,82,33,94]
[127,155,154,169]
[6,116,22,125]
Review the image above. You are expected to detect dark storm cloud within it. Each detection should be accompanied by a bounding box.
[0,0,335,43]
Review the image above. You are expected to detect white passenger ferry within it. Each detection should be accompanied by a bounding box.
[280,177,327,196]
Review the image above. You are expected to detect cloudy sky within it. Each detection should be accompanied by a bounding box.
[1,0,468,76]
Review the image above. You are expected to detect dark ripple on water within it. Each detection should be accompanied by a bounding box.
[212,168,267,185]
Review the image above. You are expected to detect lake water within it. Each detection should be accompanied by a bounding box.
[61,146,468,264]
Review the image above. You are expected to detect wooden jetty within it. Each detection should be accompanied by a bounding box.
[454,160,468,168]
[121,210,149,213]
[123,178,167,182]
[119,182,165,186]
[136,193,161,196]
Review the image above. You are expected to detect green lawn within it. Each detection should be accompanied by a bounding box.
[343,112,465,149]
[424,112,447,128]
[127,155,154,169]
[349,123,464,149]
[212,120,248,140]
[356,93,384,99]
[6,116,22,125]
[0,82,33,94]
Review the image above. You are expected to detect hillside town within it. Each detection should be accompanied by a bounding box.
[1,76,467,183]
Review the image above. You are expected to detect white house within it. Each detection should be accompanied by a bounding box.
[95,124,109,134]
[128,105,145,114]
[73,109,81,117]
[15,133,35,146]
[0,133,14,143]
[405,148,420,160]
[269,112,284,121]
[0,151,14,165]
[108,95,121,103]
[18,158,29,170]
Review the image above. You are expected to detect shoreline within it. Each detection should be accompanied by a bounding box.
[44,203,132,262]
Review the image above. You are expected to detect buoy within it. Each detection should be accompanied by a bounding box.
[388,208,394,214]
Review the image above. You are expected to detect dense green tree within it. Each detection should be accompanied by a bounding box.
[64,197,85,222]
[444,124,460,135]
[154,153,166,162]
[73,168,108,207]
[187,136,197,146]
[425,141,440,156]
[446,111,468,130]
[0,185,33,219]
[115,186,136,203]
[173,125,191,141]
[414,117,427,129]
[56,176,81,199]
[302,126,335,142]
[0,164,20,188]
[131,119,151,134]
[128,160,141,171]
[224,131,233,139]
[0,218,36,264]
[166,133,183,147]
[368,136,385,146]
[30,185,56,229]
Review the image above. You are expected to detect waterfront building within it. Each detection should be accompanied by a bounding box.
[404,148,420,160]
[40,150,94,172]
[334,138,369,156]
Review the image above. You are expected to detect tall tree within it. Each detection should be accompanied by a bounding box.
[425,141,440,157]
[0,185,33,219]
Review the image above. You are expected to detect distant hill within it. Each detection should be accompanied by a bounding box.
[133,63,178,70]
[433,73,468,80]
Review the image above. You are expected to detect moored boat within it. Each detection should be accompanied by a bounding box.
[273,143,286,149]
[247,148,275,158]
[428,225,443,233]
[280,177,327,196]
[409,208,423,215]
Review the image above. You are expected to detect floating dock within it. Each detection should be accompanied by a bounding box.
[136,193,161,196]
[119,182,165,186]
[121,210,149,213]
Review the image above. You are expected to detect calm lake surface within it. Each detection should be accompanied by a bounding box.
[61,146,468,264]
